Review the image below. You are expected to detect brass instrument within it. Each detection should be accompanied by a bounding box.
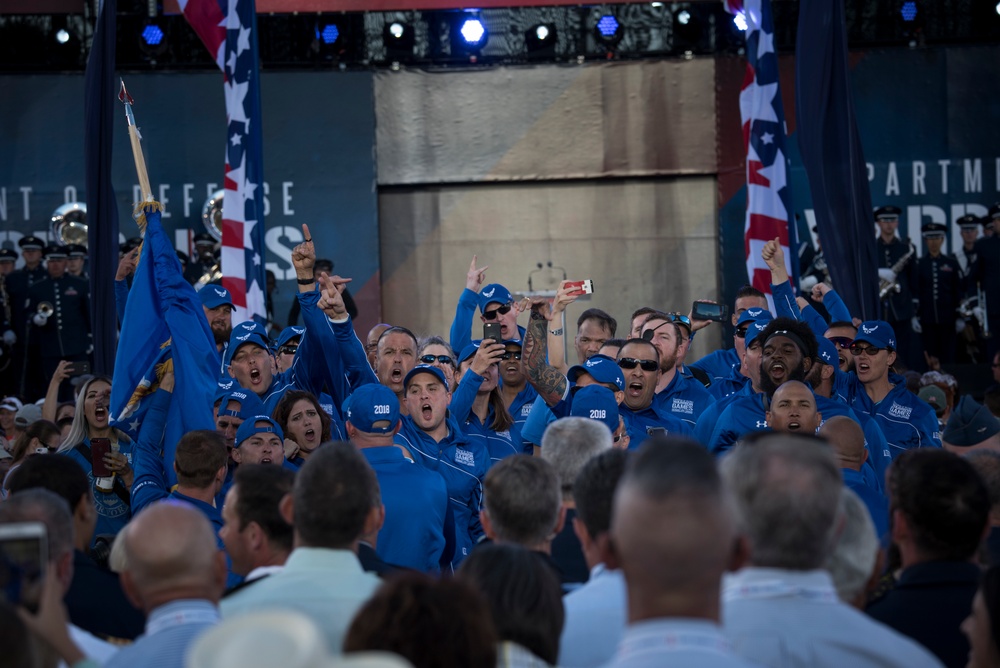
[36,302,54,319]
[196,190,224,288]
[878,243,915,300]
[50,202,88,247]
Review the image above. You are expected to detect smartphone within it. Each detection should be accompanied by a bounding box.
[564,279,594,295]
[483,323,503,344]
[0,522,47,612]
[67,361,91,376]
[691,301,729,322]
[646,426,668,437]
[90,437,112,477]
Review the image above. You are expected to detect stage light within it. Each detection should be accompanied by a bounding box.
[900,1,918,21]
[595,15,621,42]
[677,10,691,25]
[383,21,414,61]
[320,24,340,45]
[673,7,702,51]
[525,23,556,58]
[460,18,486,45]
[996,0,1000,15]
[733,12,748,31]
[388,22,404,39]
[141,24,164,46]
[55,28,70,44]
[451,14,488,55]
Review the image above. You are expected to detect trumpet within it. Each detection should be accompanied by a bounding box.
[37,302,54,319]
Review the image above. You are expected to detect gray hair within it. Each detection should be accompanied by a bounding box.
[824,488,879,603]
[541,417,613,500]
[483,455,561,548]
[0,488,74,559]
[720,433,842,570]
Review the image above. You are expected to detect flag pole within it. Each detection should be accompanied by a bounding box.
[118,79,160,230]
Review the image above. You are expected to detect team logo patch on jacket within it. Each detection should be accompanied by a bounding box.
[888,402,912,420]
[455,449,476,467]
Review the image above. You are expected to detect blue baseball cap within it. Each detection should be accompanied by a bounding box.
[225,321,272,367]
[458,341,482,365]
[569,385,619,434]
[568,354,625,392]
[479,283,513,313]
[344,384,401,435]
[234,415,284,448]
[815,337,838,366]
[736,306,774,327]
[199,284,233,310]
[744,320,770,348]
[216,388,265,419]
[275,326,305,349]
[403,364,449,390]
[854,320,897,350]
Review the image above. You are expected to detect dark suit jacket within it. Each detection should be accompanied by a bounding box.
[358,542,410,577]
[866,560,981,668]
[65,550,145,641]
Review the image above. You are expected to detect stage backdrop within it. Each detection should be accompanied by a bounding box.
[0,71,380,334]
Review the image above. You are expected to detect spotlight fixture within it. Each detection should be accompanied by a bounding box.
[55,28,70,44]
[673,7,702,51]
[138,21,167,57]
[383,21,414,61]
[451,14,488,56]
[319,23,340,45]
[733,12,748,31]
[900,1,918,21]
[525,23,557,59]
[594,14,622,44]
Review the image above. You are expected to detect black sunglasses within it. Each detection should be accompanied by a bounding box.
[501,351,522,361]
[278,345,298,356]
[618,357,659,372]
[735,326,749,339]
[828,336,854,350]
[482,303,513,321]
[420,354,454,366]
[850,344,888,357]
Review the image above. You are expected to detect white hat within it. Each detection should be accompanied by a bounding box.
[185,611,412,668]
[0,396,23,413]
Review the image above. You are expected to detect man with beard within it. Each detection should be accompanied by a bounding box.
[825,321,858,373]
[640,312,713,428]
[199,285,234,372]
[393,364,489,567]
[689,285,769,386]
[709,318,819,454]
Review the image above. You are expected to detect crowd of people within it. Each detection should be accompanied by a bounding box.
[0,204,998,668]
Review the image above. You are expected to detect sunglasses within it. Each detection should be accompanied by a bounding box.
[735,326,749,339]
[618,358,659,372]
[667,313,692,328]
[420,354,454,366]
[278,345,298,356]
[482,303,513,321]
[501,351,522,361]
[850,344,889,357]
[828,336,854,350]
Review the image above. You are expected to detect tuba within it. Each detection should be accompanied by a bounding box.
[51,202,88,247]
[196,190,224,288]
[878,243,916,300]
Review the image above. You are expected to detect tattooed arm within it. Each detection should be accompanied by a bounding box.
[521,300,568,407]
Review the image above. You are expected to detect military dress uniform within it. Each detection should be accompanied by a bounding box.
[876,206,920,369]
[25,246,92,401]
[184,233,217,286]
[5,236,48,396]
[916,222,963,363]
[973,206,1000,362]
[955,214,980,279]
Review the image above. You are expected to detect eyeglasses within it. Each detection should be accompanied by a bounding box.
[850,344,888,357]
[278,345,298,356]
[667,313,692,328]
[500,351,522,361]
[420,354,454,366]
[618,358,659,372]
[482,303,512,321]
[828,337,854,350]
[735,326,749,339]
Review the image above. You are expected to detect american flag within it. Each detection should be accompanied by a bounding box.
[180,0,268,325]
[725,0,796,307]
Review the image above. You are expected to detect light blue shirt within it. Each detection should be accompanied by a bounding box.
[559,564,627,667]
[605,618,759,667]
[722,568,943,668]
[220,547,381,653]
[103,599,219,668]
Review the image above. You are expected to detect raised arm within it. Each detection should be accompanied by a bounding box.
[41,361,71,422]
[316,272,378,390]
[763,238,801,320]
[521,299,568,407]
[129,375,174,515]
[449,255,488,352]
[547,281,584,376]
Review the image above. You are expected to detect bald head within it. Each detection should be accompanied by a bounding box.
[123,502,226,610]
[819,416,867,470]
[611,437,734,622]
[766,380,821,434]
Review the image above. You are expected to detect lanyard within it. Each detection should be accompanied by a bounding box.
[722,579,839,604]
[145,606,220,636]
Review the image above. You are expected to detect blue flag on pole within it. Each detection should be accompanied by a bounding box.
[795,0,879,319]
[109,210,218,486]
[84,0,119,375]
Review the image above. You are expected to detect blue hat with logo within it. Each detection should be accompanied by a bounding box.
[225,321,272,367]
[569,385,619,434]
[216,388,265,419]
[234,415,284,448]
[403,364,448,390]
[567,354,625,392]
[479,283,513,313]
[744,320,770,348]
[854,320,897,351]
[344,383,401,434]
[275,326,305,350]
[458,340,482,365]
[815,337,838,366]
[736,306,774,327]
[199,284,233,310]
